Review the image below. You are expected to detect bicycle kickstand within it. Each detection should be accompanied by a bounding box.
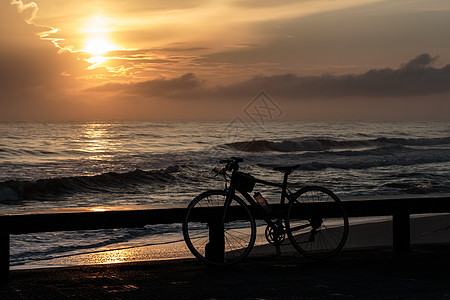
[274,245,281,256]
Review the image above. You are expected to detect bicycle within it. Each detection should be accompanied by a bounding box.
[182,157,349,266]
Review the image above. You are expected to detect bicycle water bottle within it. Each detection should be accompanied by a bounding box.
[253,192,272,214]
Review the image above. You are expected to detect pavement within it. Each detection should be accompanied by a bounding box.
[1,243,450,299]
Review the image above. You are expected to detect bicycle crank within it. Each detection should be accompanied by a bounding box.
[265,224,285,246]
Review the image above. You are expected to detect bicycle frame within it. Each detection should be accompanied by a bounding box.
[224,169,293,231]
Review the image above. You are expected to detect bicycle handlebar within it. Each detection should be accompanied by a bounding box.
[217,157,243,173]
[219,157,243,164]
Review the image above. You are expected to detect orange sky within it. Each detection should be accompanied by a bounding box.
[1,0,450,120]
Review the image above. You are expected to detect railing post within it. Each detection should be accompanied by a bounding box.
[205,220,224,263]
[393,213,410,254]
[0,233,9,280]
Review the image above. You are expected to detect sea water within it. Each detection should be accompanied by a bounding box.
[1,120,449,267]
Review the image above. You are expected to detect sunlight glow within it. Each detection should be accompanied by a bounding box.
[91,208,106,212]
[84,37,117,55]
[81,15,119,69]
[86,55,108,69]
[81,15,112,35]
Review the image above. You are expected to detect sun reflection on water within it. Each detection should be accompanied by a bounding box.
[79,123,121,160]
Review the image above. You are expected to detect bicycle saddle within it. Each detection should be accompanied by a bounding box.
[273,164,301,174]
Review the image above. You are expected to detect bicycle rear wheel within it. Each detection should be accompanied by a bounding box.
[182,190,256,266]
[286,186,348,260]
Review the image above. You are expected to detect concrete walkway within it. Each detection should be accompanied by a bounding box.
[1,243,450,299]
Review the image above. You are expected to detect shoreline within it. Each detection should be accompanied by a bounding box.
[11,213,450,270]
[4,243,450,299]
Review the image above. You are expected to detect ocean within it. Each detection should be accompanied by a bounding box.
[1,120,449,268]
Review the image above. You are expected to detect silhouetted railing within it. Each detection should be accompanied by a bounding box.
[1,195,449,279]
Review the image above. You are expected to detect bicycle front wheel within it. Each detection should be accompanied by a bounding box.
[286,186,349,260]
[182,190,256,266]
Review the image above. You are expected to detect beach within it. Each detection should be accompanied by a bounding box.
[12,213,450,270]
[2,214,450,299]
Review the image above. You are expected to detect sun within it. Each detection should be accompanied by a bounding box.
[84,36,117,55]
[81,15,118,57]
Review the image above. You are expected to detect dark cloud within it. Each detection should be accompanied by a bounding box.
[402,53,439,70]
[216,54,450,99]
[88,54,450,101]
[88,73,203,97]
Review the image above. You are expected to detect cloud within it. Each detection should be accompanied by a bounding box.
[157,46,209,52]
[89,54,450,101]
[88,73,203,97]
[10,0,38,23]
[401,53,440,70]
[0,1,89,120]
[215,53,450,99]
[231,0,314,9]
[0,2,84,91]
[196,1,450,77]
[103,49,179,65]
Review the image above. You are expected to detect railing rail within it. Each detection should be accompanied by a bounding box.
[0,208,187,234]
[1,195,449,279]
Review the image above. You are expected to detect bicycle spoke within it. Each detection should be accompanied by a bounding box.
[286,186,349,260]
[289,223,312,232]
[183,190,256,265]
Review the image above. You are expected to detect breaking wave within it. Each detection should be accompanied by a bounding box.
[0,167,182,202]
[225,137,450,152]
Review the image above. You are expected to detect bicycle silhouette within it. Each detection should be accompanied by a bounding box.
[183,157,349,265]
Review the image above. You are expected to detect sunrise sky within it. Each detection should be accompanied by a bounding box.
[1,0,450,120]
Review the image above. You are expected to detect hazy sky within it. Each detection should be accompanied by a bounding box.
[1,0,450,120]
